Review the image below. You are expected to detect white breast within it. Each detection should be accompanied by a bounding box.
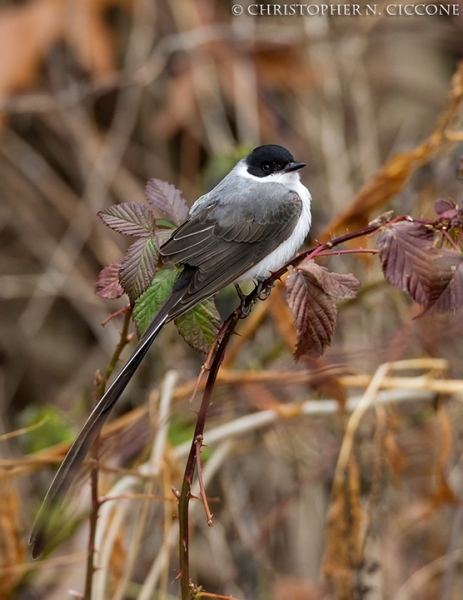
[236,166,312,282]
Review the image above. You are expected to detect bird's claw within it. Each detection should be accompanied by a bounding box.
[235,281,274,318]
[256,280,274,301]
[234,284,252,317]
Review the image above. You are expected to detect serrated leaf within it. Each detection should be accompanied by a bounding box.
[377,220,463,314]
[377,221,439,306]
[133,268,179,336]
[424,249,463,314]
[286,269,337,360]
[174,298,221,354]
[98,203,156,237]
[94,261,125,299]
[145,179,189,226]
[297,259,360,300]
[119,237,159,304]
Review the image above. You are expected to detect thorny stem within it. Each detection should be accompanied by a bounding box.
[178,315,237,600]
[84,307,132,600]
[187,317,238,405]
[315,248,379,259]
[177,222,382,599]
[195,436,213,525]
[259,223,382,291]
[101,304,131,326]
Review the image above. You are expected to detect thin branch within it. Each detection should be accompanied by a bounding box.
[101,305,132,326]
[195,437,213,526]
[178,315,238,600]
[315,248,379,258]
[270,222,382,284]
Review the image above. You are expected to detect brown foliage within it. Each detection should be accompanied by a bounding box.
[0,0,132,99]
[1,3,463,599]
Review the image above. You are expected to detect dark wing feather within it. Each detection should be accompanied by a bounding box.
[161,183,302,318]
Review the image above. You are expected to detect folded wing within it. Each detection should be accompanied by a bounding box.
[161,181,302,317]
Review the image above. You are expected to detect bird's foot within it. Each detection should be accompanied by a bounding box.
[234,283,246,304]
[235,281,275,318]
[235,283,252,317]
[235,283,259,318]
[255,280,275,301]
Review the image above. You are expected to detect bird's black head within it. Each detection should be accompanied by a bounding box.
[245,144,306,178]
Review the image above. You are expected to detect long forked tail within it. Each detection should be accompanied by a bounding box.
[30,269,193,558]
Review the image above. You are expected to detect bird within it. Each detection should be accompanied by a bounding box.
[30,144,311,557]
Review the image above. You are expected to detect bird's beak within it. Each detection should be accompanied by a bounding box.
[283,161,306,173]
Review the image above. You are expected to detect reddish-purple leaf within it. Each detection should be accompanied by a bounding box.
[297,259,360,300]
[434,199,459,220]
[94,261,125,299]
[377,220,463,314]
[424,249,463,314]
[286,269,337,360]
[145,179,189,226]
[119,237,159,304]
[98,203,156,237]
[377,221,440,306]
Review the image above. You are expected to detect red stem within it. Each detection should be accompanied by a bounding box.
[178,316,238,599]
[195,436,213,525]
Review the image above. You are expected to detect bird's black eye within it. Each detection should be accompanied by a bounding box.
[262,163,272,173]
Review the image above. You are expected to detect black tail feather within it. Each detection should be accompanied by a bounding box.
[30,268,195,557]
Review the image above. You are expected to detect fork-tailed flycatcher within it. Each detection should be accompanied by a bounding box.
[30,144,311,557]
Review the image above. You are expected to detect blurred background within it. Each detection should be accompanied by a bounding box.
[1,1,463,599]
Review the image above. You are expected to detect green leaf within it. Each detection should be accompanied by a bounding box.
[175,297,221,354]
[156,218,177,229]
[133,267,221,353]
[133,267,179,336]
[119,237,159,304]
